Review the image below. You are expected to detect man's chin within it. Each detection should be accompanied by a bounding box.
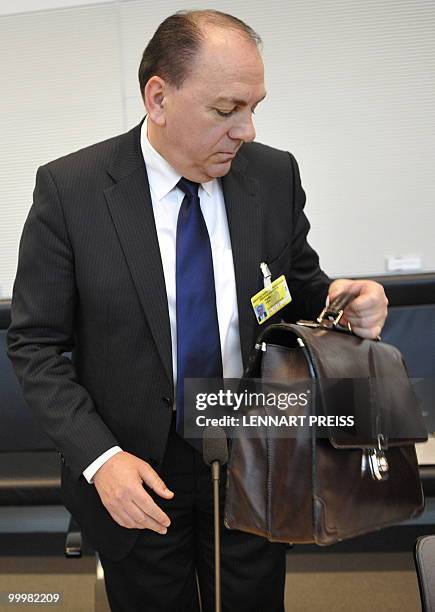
[207,160,233,178]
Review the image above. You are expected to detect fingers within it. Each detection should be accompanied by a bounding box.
[132,485,172,527]
[93,451,174,533]
[328,279,388,339]
[342,310,384,329]
[112,499,170,533]
[346,288,387,331]
[357,326,383,340]
[343,320,383,340]
[130,500,170,533]
[329,279,388,309]
[346,285,388,313]
[108,509,168,533]
[139,463,174,499]
[100,480,172,532]
[327,278,353,303]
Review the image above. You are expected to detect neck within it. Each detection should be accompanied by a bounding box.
[147,119,168,163]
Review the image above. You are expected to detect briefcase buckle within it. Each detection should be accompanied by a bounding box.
[361,434,390,481]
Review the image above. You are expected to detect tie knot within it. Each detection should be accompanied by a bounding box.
[177,177,200,199]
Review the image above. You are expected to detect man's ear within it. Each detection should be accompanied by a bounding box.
[144,76,166,126]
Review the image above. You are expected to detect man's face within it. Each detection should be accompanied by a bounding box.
[150,27,266,183]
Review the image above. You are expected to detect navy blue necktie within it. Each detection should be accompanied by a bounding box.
[175,177,223,437]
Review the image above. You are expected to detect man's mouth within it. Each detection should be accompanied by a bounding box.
[217,152,237,160]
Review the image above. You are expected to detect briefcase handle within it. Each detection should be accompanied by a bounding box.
[317,291,356,328]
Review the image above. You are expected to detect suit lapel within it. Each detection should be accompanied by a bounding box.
[104,124,173,386]
[222,156,263,370]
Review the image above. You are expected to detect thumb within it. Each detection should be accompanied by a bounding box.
[138,461,174,499]
[328,278,353,302]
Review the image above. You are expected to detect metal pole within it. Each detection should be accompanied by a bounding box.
[212,461,221,612]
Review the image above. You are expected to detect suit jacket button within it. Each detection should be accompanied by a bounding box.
[162,395,173,407]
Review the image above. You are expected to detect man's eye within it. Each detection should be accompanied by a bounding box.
[215,108,235,117]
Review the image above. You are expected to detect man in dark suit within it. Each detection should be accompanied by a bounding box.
[7,10,387,612]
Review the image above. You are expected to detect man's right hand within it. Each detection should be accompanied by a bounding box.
[93,451,174,534]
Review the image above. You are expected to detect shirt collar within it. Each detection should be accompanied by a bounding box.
[140,116,214,200]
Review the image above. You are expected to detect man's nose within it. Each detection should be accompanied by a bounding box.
[229,114,256,143]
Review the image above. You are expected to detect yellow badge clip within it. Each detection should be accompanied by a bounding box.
[251,263,292,324]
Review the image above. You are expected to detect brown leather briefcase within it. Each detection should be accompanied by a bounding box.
[224,293,428,545]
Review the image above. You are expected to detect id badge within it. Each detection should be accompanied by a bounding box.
[251,274,292,324]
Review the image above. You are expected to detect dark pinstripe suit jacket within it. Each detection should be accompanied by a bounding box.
[7,120,329,560]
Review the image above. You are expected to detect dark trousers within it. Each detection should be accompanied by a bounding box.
[99,417,286,612]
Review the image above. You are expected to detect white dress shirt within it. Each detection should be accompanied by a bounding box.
[83,117,243,483]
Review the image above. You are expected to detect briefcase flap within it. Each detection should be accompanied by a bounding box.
[252,322,428,449]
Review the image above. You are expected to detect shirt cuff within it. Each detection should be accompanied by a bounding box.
[83,446,123,484]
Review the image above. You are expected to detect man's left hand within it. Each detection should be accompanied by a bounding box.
[328,279,388,339]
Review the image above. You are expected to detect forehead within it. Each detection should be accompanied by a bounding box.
[183,25,265,100]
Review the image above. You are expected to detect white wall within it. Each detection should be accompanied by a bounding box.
[1,0,434,298]
[0,0,111,16]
